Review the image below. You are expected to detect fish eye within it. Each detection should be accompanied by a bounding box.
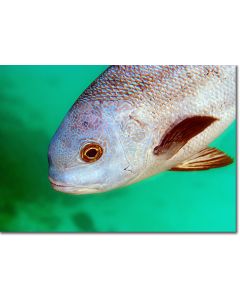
[80,143,103,163]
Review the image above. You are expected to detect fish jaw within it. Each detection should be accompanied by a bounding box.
[48,177,101,194]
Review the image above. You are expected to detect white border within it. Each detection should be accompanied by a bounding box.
[0,1,239,299]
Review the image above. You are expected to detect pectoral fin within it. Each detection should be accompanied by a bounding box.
[171,147,233,171]
[153,116,218,159]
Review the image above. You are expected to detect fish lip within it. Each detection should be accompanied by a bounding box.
[48,177,101,194]
[48,177,71,188]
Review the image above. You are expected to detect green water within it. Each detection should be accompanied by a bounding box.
[0,66,236,232]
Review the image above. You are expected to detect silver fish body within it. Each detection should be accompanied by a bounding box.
[48,66,236,194]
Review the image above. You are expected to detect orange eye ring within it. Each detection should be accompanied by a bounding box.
[80,143,103,163]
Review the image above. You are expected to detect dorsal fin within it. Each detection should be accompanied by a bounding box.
[171,147,233,171]
[153,116,218,159]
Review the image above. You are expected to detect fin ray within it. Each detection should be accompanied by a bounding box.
[171,147,233,171]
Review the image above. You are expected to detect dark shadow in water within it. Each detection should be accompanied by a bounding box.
[72,212,97,232]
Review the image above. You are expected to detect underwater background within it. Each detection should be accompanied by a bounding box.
[0,65,236,232]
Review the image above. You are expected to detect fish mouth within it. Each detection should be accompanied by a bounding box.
[48,177,100,195]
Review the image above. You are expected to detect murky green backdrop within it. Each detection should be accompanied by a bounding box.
[0,66,236,232]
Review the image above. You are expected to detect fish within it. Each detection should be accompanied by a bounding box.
[48,65,236,194]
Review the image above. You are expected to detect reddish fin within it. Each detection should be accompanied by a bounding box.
[153,116,218,159]
[171,147,233,171]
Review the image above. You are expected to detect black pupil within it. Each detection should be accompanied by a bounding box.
[86,148,98,158]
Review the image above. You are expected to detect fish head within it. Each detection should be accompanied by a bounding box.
[48,99,152,194]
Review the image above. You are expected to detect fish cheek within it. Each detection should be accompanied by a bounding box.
[119,113,148,143]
